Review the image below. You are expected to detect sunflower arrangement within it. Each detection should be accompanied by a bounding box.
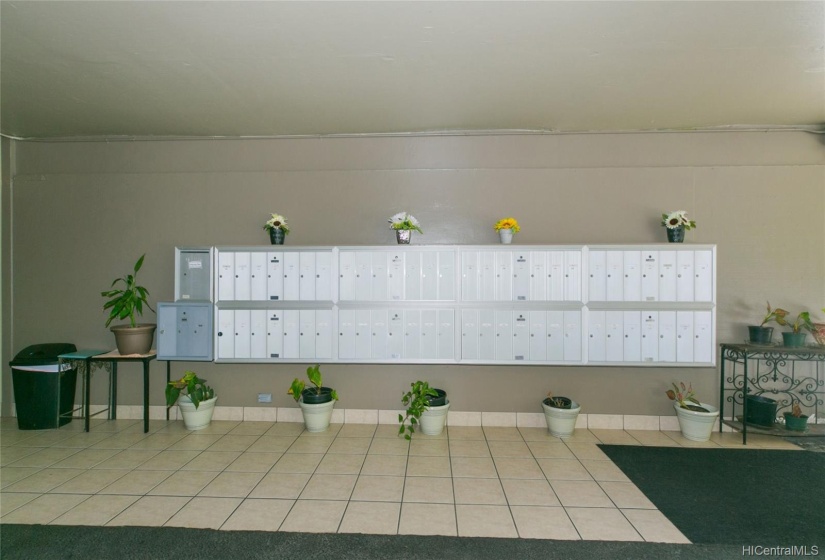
[263,213,290,234]
[661,210,696,230]
[494,217,521,233]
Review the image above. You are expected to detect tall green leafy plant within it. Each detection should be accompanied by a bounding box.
[398,380,438,440]
[101,254,153,327]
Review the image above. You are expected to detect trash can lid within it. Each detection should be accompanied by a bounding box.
[10,343,78,366]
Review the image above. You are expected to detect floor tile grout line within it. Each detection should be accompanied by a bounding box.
[333,430,375,534]
[1,421,807,536]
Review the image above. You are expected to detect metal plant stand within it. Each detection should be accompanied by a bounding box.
[719,343,825,444]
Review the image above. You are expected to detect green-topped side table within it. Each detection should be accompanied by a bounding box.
[91,350,157,433]
[58,349,109,432]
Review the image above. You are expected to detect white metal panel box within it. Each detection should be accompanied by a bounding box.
[175,248,213,302]
[157,301,214,361]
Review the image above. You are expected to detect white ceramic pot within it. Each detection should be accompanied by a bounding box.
[541,399,581,439]
[499,228,514,244]
[420,401,450,436]
[178,395,217,431]
[299,399,335,432]
[674,402,719,442]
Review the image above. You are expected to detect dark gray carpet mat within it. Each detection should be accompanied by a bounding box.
[0,524,750,560]
[598,445,825,547]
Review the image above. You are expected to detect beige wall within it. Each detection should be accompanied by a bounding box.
[3,131,824,417]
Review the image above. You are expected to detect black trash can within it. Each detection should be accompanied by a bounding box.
[10,343,78,430]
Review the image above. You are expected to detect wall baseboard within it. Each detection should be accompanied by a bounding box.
[10,403,740,432]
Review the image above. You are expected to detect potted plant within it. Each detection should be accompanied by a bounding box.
[748,302,788,345]
[660,210,696,243]
[493,217,521,244]
[782,312,814,347]
[398,381,449,439]
[101,254,156,355]
[388,212,422,244]
[666,382,719,442]
[812,308,825,346]
[744,392,778,428]
[263,213,290,245]
[165,371,217,430]
[783,402,809,432]
[541,391,581,439]
[288,364,338,432]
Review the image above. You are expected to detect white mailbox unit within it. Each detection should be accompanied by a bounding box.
[208,244,716,366]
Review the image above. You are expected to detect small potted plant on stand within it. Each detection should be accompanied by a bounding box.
[398,381,449,439]
[263,213,290,245]
[289,364,338,432]
[783,402,809,432]
[166,371,217,430]
[541,391,581,439]
[661,210,696,243]
[493,217,521,244]
[388,212,423,244]
[812,308,825,346]
[782,312,814,347]
[101,254,156,355]
[666,382,719,442]
[748,302,788,345]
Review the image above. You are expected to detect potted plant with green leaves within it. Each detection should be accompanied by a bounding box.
[541,391,581,439]
[288,364,338,432]
[398,381,448,439]
[748,302,788,345]
[165,371,217,430]
[782,311,814,347]
[101,254,156,355]
[388,212,423,244]
[666,382,719,442]
[783,402,809,432]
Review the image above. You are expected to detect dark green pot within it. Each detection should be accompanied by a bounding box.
[748,326,773,345]
[426,389,447,407]
[783,412,809,432]
[542,396,573,409]
[745,394,777,428]
[269,228,286,245]
[301,387,334,404]
[782,332,807,347]
[666,226,685,243]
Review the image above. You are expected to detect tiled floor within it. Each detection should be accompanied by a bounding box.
[0,417,801,541]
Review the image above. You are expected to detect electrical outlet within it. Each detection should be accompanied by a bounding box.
[257,393,272,403]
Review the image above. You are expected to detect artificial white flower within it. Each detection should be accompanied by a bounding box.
[661,210,697,230]
[263,213,290,234]
[388,212,423,233]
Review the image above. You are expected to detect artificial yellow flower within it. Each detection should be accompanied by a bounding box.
[494,217,521,233]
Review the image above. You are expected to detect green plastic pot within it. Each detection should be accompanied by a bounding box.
[783,412,809,432]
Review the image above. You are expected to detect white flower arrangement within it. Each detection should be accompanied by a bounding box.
[263,213,290,234]
[388,212,423,233]
[661,210,696,230]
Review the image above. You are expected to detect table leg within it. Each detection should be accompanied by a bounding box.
[111,363,118,420]
[143,359,150,433]
[719,350,725,433]
[85,358,92,432]
[166,361,171,421]
[742,356,749,445]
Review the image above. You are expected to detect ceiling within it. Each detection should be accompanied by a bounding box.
[2,1,824,140]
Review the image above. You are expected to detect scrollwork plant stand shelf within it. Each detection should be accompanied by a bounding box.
[719,343,825,444]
